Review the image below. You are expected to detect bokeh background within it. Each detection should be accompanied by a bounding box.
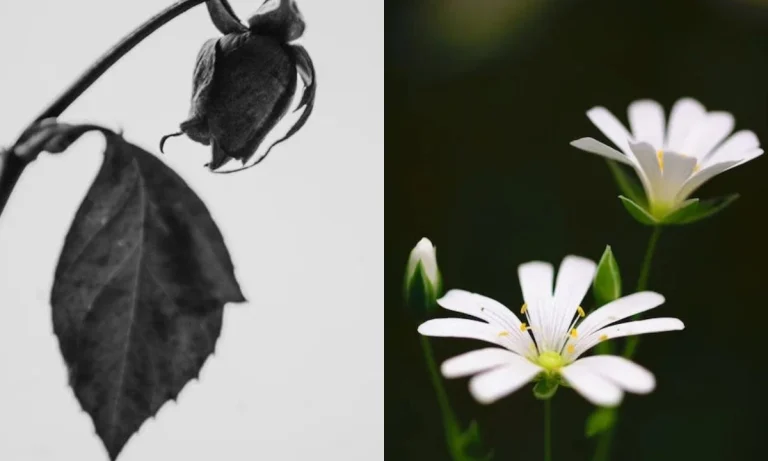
[386,0,768,459]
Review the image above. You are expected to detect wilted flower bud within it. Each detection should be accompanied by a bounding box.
[162,0,316,172]
[404,238,443,313]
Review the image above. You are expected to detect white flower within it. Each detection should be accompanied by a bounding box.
[417,256,684,406]
[571,97,762,219]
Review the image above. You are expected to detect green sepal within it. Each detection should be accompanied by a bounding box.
[533,378,559,400]
[618,196,657,226]
[606,160,646,207]
[585,407,617,437]
[661,194,740,225]
[592,245,622,309]
[403,261,442,315]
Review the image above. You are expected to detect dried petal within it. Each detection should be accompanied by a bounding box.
[205,0,247,35]
[248,0,305,42]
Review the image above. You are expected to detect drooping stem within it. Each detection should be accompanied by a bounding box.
[544,399,552,461]
[592,226,662,461]
[420,335,460,459]
[0,0,207,217]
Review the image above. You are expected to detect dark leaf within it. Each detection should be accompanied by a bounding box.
[51,129,245,460]
[662,194,740,225]
[618,195,657,226]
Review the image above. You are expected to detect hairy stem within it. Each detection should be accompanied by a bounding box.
[0,0,207,217]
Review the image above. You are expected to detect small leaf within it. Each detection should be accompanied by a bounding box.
[592,245,622,308]
[454,420,495,461]
[51,129,245,460]
[662,194,740,225]
[606,160,645,206]
[533,379,559,400]
[585,407,617,437]
[618,196,657,226]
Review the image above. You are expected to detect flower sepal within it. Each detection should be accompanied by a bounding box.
[618,195,658,226]
[662,194,740,225]
[532,375,560,400]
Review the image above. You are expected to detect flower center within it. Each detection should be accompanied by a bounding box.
[536,351,565,372]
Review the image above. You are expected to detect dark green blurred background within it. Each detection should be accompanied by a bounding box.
[386,0,768,459]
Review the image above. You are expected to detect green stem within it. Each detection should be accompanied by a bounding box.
[623,226,662,358]
[544,399,552,461]
[0,0,207,217]
[592,226,662,461]
[420,335,460,459]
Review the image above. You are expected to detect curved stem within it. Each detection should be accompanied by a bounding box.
[420,335,460,459]
[0,0,206,217]
[544,399,552,461]
[592,226,662,461]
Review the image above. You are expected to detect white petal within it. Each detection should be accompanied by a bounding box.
[703,130,760,166]
[560,361,624,407]
[572,317,684,358]
[468,358,542,404]
[517,261,554,348]
[628,99,665,149]
[628,142,662,200]
[681,112,734,160]
[674,160,740,202]
[587,107,633,155]
[657,151,697,202]
[441,348,523,378]
[666,98,706,152]
[575,291,665,340]
[733,148,764,167]
[418,319,532,356]
[573,356,655,394]
[570,138,632,165]
[552,256,596,348]
[437,289,524,332]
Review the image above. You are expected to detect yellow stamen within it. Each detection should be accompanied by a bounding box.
[599,334,608,341]
[577,306,585,318]
[566,344,575,354]
[520,323,529,331]
[521,303,528,314]
[657,150,664,172]
[570,328,578,338]
[498,331,510,337]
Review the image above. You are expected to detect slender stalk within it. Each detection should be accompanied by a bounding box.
[592,226,662,461]
[420,335,460,459]
[0,0,207,217]
[544,399,552,461]
[623,226,662,358]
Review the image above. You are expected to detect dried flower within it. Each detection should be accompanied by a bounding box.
[162,0,315,172]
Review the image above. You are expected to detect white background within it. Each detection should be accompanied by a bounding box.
[0,1,382,460]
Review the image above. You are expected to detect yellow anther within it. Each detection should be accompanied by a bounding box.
[577,306,585,318]
[570,328,578,338]
[657,150,664,171]
[498,331,510,337]
[520,323,530,331]
[566,344,575,354]
[599,334,608,341]
[521,303,528,314]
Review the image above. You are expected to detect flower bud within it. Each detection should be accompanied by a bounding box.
[162,0,315,172]
[404,238,442,313]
